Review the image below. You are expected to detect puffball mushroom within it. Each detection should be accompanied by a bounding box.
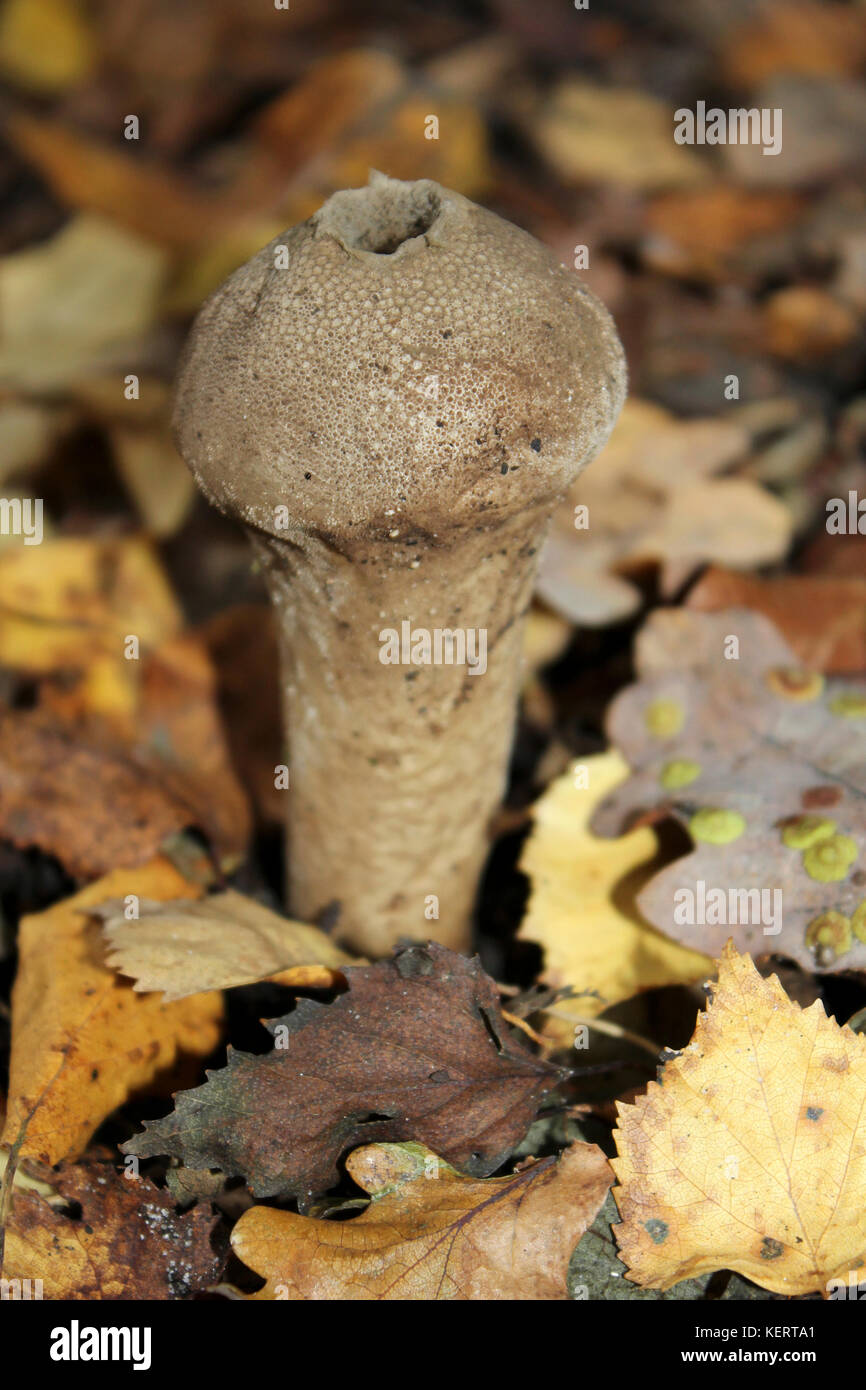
[173,172,625,956]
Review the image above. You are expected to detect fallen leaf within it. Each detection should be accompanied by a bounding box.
[231,1139,610,1300]
[0,214,166,389]
[124,942,561,1204]
[3,112,271,252]
[721,1,866,87]
[644,186,805,282]
[98,888,356,1000]
[108,422,196,538]
[612,943,866,1294]
[688,566,866,673]
[567,1189,771,1301]
[723,75,866,187]
[0,399,70,483]
[763,286,859,361]
[1,860,223,1165]
[522,604,573,674]
[536,399,791,626]
[0,0,95,94]
[639,478,795,595]
[593,607,866,977]
[327,92,489,200]
[3,1159,221,1299]
[531,81,708,191]
[518,751,711,1024]
[0,709,222,878]
[0,536,182,723]
[252,48,405,174]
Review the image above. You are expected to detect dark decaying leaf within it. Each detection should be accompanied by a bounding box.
[4,1160,222,1300]
[123,943,562,1204]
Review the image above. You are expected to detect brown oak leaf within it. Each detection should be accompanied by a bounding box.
[231,1139,611,1300]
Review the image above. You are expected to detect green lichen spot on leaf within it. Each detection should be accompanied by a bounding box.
[760,1237,784,1260]
[805,910,851,959]
[689,808,746,845]
[660,758,701,790]
[781,815,836,850]
[829,693,866,719]
[802,834,858,883]
[644,1218,668,1245]
[805,1107,823,1122]
[645,699,685,739]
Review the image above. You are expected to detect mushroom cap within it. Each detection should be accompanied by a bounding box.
[173,172,626,543]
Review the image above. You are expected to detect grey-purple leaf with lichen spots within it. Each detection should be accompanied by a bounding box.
[591,608,866,975]
[122,942,561,1207]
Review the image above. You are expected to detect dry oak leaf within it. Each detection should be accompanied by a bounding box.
[124,942,561,1205]
[3,1160,221,1300]
[231,1139,611,1301]
[98,888,356,1001]
[612,943,866,1295]
[536,399,791,627]
[0,860,223,1166]
[517,751,711,1027]
[593,608,866,977]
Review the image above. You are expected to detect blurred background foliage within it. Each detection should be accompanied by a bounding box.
[0,0,864,870]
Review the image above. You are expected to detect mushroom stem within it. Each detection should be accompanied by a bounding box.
[252,509,547,954]
[173,172,626,956]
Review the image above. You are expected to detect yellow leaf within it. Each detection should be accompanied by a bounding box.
[612,942,866,1294]
[0,536,181,723]
[0,0,94,94]
[518,750,711,1025]
[231,1140,611,1300]
[1,860,223,1166]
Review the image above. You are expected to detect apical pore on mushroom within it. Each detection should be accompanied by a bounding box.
[173,172,626,956]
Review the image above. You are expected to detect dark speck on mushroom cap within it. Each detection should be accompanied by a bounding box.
[173,171,626,543]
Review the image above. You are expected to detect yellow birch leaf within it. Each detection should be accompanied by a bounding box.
[518,750,711,1025]
[612,942,866,1294]
[0,860,223,1166]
